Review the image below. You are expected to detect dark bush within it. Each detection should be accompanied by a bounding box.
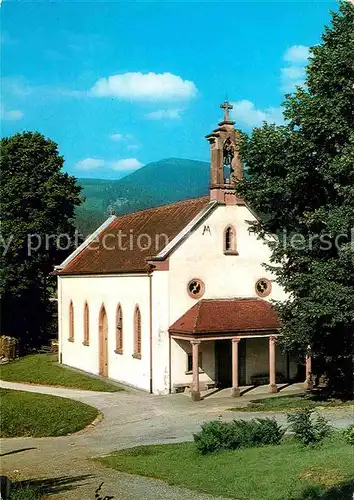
[193,417,285,454]
[287,408,332,446]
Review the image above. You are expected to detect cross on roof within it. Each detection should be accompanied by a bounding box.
[220,100,233,122]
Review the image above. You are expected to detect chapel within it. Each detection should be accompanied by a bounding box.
[55,102,311,400]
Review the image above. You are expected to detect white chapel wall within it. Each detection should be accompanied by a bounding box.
[169,203,287,317]
[59,274,151,391]
[167,203,289,389]
[151,270,170,394]
[58,203,293,394]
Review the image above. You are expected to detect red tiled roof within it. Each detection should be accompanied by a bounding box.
[169,298,280,336]
[58,196,210,275]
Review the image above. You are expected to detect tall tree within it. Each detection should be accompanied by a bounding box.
[237,2,354,396]
[0,132,82,349]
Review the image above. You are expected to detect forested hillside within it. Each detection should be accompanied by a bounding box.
[75,157,209,234]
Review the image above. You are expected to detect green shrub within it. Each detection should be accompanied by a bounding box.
[287,408,332,446]
[243,417,285,446]
[343,424,354,445]
[193,417,285,454]
[193,420,230,454]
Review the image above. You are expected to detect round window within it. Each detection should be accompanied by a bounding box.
[255,278,272,298]
[187,279,205,299]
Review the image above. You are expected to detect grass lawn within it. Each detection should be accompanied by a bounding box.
[0,354,122,392]
[0,388,99,437]
[98,435,354,500]
[228,394,354,412]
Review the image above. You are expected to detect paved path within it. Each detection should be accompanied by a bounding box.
[1,381,353,499]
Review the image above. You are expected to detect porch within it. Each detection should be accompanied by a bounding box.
[169,298,312,401]
[176,382,308,408]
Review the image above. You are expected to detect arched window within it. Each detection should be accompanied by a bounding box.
[224,225,238,255]
[115,304,123,354]
[69,301,74,341]
[98,304,108,377]
[83,302,89,345]
[133,306,141,359]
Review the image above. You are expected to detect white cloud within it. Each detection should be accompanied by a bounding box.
[109,133,124,142]
[111,158,143,171]
[281,66,306,80]
[280,67,306,92]
[109,133,140,150]
[231,100,284,128]
[283,45,309,64]
[0,106,23,121]
[145,108,182,120]
[75,157,143,172]
[75,158,105,170]
[281,45,309,92]
[90,72,197,101]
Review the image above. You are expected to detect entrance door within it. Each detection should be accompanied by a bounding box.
[98,306,108,377]
[215,339,246,388]
[215,340,231,388]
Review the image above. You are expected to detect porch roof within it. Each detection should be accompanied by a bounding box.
[168,298,280,337]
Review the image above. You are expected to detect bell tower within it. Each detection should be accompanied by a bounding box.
[206,100,244,205]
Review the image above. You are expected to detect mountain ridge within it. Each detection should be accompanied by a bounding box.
[75,157,210,234]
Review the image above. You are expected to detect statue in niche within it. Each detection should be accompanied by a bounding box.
[223,137,238,184]
[223,136,243,185]
[223,138,234,167]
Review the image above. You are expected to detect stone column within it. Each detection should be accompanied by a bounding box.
[304,354,314,390]
[191,340,201,401]
[231,338,241,397]
[268,336,278,393]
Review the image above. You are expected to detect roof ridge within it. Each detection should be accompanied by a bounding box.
[112,196,209,220]
[56,195,211,275]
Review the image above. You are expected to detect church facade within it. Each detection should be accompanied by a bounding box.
[55,103,305,400]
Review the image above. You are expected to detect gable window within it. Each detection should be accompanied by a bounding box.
[133,306,141,359]
[115,304,123,354]
[187,352,203,373]
[69,301,74,342]
[83,302,89,345]
[224,225,238,255]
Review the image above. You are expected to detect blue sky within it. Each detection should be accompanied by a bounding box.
[2,0,338,179]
